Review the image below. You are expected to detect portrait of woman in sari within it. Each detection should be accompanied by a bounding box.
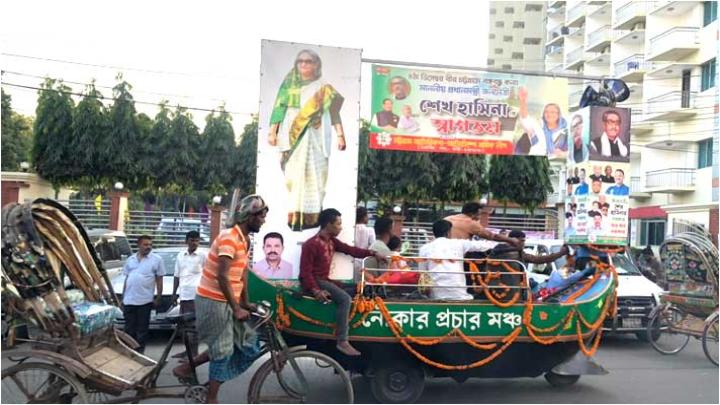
[267,49,346,231]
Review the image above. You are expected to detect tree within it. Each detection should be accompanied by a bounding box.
[488,155,554,213]
[145,101,173,188]
[105,76,142,189]
[234,116,258,195]
[31,78,75,187]
[1,90,33,171]
[71,81,109,190]
[428,153,488,210]
[198,107,236,194]
[161,105,200,192]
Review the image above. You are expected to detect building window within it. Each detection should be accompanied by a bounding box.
[489,33,496,39]
[503,35,513,42]
[513,21,525,28]
[523,37,541,45]
[502,64,512,70]
[490,8,497,15]
[512,52,524,60]
[701,58,716,91]
[504,7,514,13]
[704,1,718,26]
[698,138,714,169]
[525,4,543,12]
[494,48,504,54]
[496,21,505,28]
[640,219,666,246]
[487,59,495,66]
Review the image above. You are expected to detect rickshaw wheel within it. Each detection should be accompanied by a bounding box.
[647,306,690,355]
[544,371,580,387]
[702,312,719,366]
[1,362,89,403]
[370,364,424,404]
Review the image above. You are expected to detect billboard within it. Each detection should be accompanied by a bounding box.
[368,64,569,158]
[255,40,362,281]
[564,106,631,245]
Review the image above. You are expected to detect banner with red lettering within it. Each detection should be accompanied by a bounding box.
[369,64,569,158]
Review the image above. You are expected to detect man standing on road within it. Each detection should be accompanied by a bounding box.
[171,230,207,359]
[299,208,386,357]
[172,195,268,404]
[122,235,165,353]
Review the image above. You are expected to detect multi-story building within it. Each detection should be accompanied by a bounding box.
[487,2,548,71]
[540,0,718,246]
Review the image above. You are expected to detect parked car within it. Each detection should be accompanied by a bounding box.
[155,217,210,245]
[523,239,663,341]
[86,229,133,280]
[111,246,208,330]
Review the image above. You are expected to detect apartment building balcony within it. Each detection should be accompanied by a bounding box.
[549,1,566,10]
[645,168,696,193]
[569,87,585,109]
[614,54,647,82]
[566,3,586,27]
[586,25,611,52]
[585,51,610,67]
[630,176,651,198]
[646,62,698,79]
[565,46,586,70]
[614,28,645,46]
[644,91,697,121]
[614,1,647,30]
[547,24,567,46]
[547,62,565,73]
[649,1,699,17]
[647,27,700,62]
[548,2,566,16]
[588,2,611,19]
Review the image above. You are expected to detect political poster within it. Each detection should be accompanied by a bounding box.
[368,64,569,159]
[564,106,631,245]
[255,39,362,282]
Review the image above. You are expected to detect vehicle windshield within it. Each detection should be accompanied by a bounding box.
[155,250,179,277]
[550,245,567,270]
[611,254,642,275]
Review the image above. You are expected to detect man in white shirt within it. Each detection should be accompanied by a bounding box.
[171,230,207,358]
[419,220,496,301]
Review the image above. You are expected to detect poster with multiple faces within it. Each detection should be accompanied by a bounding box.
[255,40,362,281]
[564,106,631,245]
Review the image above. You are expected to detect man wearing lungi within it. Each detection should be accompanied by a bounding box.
[173,195,268,403]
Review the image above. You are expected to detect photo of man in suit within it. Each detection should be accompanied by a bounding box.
[590,109,629,161]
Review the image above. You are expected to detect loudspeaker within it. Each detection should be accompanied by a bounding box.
[578,79,630,108]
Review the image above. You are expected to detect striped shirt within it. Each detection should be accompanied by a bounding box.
[196,226,248,302]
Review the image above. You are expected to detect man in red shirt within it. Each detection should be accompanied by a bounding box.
[300,208,385,356]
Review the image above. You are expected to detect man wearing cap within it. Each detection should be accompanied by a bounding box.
[173,195,268,404]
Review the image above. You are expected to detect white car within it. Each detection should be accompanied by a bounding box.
[523,239,663,341]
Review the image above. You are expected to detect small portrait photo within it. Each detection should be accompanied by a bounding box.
[388,76,411,101]
[567,109,590,164]
[588,107,631,162]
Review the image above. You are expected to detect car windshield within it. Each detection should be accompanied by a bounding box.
[611,254,642,275]
[549,245,567,270]
[154,250,180,277]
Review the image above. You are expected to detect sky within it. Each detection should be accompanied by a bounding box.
[1,0,490,136]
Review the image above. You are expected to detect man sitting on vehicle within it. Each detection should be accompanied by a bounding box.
[419,220,495,301]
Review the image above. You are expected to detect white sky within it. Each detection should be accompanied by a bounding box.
[1,0,490,136]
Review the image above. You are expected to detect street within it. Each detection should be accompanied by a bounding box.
[4,331,716,403]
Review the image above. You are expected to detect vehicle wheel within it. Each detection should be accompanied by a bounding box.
[647,306,690,355]
[544,371,580,387]
[1,362,89,403]
[635,331,650,342]
[702,312,719,366]
[247,350,353,403]
[184,385,208,404]
[369,363,425,404]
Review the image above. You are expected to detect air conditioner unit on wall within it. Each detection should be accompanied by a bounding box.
[560,26,570,35]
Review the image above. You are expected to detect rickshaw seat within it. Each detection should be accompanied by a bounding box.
[71,301,122,336]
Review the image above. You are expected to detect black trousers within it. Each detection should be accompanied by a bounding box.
[124,303,152,353]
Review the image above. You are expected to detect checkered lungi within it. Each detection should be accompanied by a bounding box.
[195,295,261,382]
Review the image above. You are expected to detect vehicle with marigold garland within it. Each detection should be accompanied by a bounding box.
[248,246,621,403]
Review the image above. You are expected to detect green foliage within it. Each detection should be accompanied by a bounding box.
[31,78,75,186]
[1,90,33,171]
[428,153,488,204]
[105,77,143,189]
[154,105,200,191]
[234,116,258,195]
[71,81,109,190]
[488,155,553,213]
[198,107,236,194]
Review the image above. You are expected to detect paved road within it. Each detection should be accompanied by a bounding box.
[2,332,717,403]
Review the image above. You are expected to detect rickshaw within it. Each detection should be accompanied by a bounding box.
[645,231,719,365]
[247,244,620,403]
[1,199,353,404]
